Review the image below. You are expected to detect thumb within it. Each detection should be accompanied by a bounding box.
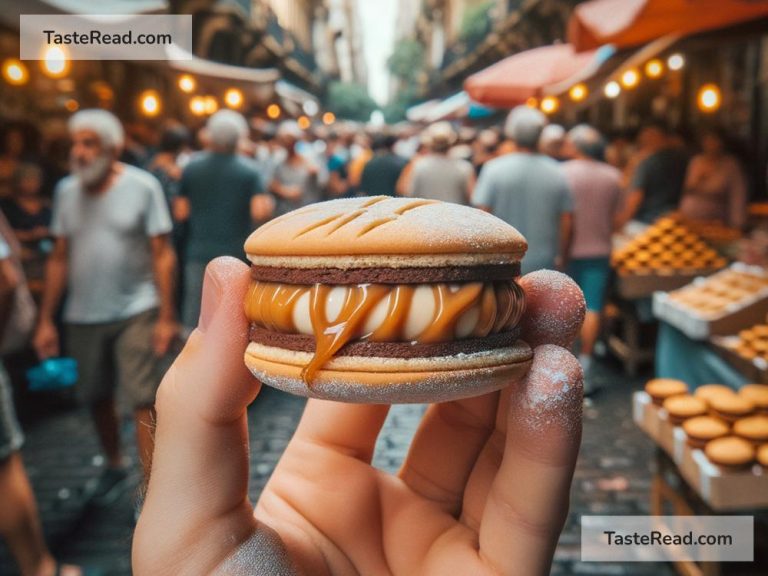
[136,257,260,561]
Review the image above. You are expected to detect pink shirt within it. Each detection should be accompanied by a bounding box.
[562,159,623,259]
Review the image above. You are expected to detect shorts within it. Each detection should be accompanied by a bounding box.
[65,308,168,410]
[568,257,611,312]
[0,362,24,461]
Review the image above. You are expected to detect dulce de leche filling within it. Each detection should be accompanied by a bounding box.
[245,280,525,384]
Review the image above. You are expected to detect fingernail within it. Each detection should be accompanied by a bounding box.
[199,268,223,332]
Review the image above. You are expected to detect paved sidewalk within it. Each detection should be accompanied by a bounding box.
[0,361,673,575]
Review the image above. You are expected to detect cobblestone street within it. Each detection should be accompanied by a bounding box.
[0,360,673,576]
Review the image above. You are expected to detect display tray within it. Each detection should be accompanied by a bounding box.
[617,269,717,300]
[653,265,768,340]
[633,391,768,511]
[710,336,768,384]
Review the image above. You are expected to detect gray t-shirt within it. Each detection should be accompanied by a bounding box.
[473,153,573,273]
[51,164,172,323]
[409,155,473,205]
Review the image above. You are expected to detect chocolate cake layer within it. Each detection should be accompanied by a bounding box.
[249,324,521,358]
[250,262,521,284]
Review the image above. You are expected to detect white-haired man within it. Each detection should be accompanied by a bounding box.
[174,110,270,329]
[473,106,573,274]
[33,109,178,501]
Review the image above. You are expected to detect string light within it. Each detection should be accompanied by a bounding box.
[645,59,664,78]
[224,88,243,108]
[267,103,281,119]
[525,97,538,108]
[41,46,70,78]
[203,95,218,114]
[668,53,685,71]
[322,111,336,125]
[297,115,311,130]
[64,98,79,112]
[620,69,640,89]
[604,81,621,99]
[568,83,588,102]
[697,84,721,113]
[2,59,28,85]
[178,74,195,93]
[190,96,206,116]
[139,90,161,117]
[540,96,560,114]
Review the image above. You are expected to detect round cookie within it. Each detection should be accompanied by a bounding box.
[733,415,768,446]
[663,395,708,425]
[705,436,755,472]
[758,444,768,469]
[709,394,755,423]
[243,196,535,403]
[694,384,736,407]
[682,416,730,449]
[645,378,688,406]
[739,384,768,414]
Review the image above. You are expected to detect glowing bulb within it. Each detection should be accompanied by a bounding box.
[645,59,663,78]
[224,88,243,108]
[697,84,721,113]
[267,103,281,119]
[604,81,621,99]
[139,90,161,117]
[297,115,311,130]
[322,111,336,125]
[190,96,206,116]
[525,97,538,109]
[178,74,195,93]
[568,83,588,102]
[620,69,640,89]
[42,46,69,78]
[65,98,79,112]
[540,96,559,114]
[203,95,218,114]
[668,53,685,71]
[2,59,28,85]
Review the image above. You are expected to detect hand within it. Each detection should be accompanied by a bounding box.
[152,317,179,357]
[33,320,59,360]
[134,260,585,575]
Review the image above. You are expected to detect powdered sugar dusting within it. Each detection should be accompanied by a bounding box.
[249,365,524,404]
[519,270,585,348]
[511,344,583,436]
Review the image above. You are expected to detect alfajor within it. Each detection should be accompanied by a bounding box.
[242,196,534,403]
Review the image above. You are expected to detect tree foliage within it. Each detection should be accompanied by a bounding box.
[386,39,425,84]
[325,81,378,122]
[459,1,493,43]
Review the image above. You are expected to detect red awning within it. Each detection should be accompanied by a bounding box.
[464,44,597,108]
[569,0,768,52]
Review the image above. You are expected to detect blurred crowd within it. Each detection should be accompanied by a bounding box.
[0,105,758,574]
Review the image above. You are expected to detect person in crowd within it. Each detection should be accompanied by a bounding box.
[270,121,322,216]
[395,136,430,197]
[471,129,500,176]
[679,127,748,229]
[325,132,350,199]
[0,213,86,576]
[32,109,178,500]
[174,110,270,330]
[148,125,191,213]
[617,121,689,226]
[604,130,634,172]
[4,164,51,250]
[346,132,373,193]
[561,125,623,387]
[407,122,475,205]
[473,106,573,274]
[359,133,407,197]
[539,124,567,161]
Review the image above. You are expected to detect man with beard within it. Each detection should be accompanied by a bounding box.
[32,109,177,503]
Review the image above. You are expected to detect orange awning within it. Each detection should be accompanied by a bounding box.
[569,0,768,52]
[464,44,598,108]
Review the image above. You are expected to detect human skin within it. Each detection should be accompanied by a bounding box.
[133,259,586,576]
